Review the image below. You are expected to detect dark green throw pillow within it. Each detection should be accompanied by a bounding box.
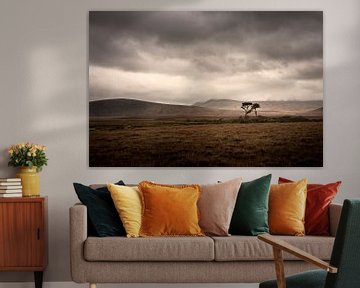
[73,181,126,237]
[229,174,272,236]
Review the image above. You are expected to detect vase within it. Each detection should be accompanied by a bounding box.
[16,167,40,197]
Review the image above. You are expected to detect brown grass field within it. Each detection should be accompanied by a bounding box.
[89,117,323,167]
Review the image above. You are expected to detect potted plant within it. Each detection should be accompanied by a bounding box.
[8,143,48,197]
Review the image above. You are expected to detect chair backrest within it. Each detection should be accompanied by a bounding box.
[325,199,360,288]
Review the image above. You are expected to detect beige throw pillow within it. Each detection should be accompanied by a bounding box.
[198,178,242,236]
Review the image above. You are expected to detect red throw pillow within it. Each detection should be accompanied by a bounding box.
[278,177,341,236]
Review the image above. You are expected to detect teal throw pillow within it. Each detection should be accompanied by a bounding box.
[229,174,272,236]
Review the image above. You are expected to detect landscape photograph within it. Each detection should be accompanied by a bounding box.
[89,11,323,167]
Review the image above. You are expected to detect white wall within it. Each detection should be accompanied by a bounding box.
[0,0,359,283]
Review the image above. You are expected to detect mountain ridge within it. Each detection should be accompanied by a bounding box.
[90,98,323,118]
[193,98,323,112]
[89,98,239,118]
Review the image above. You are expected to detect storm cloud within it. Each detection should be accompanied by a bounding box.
[89,11,323,104]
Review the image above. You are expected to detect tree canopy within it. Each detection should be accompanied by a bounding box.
[241,102,260,117]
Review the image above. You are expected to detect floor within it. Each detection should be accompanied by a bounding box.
[0,283,259,288]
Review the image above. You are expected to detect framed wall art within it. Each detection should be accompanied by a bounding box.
[89,11,323,167]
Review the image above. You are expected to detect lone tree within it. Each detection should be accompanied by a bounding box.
[252,103,260,116]
[241,102,260,118]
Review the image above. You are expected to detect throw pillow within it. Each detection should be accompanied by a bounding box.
[229,174,272,236]
[198,178,242,236]
[138,181,203,237]
[269,179,307,236]
[73,181,126,237]
[279,177,341,236]
[107,183,142,238]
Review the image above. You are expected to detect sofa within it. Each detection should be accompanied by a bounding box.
[70,200,342,287]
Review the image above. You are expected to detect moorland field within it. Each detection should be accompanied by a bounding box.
[89,117,323,167]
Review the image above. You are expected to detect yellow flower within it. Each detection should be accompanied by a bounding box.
[27,152,32,157]
[35,145,44,151]
[8,149,13,155]
[37,145,46,151]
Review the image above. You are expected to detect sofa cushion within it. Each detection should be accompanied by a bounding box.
[108,184,142,238]
[73,181,126,237]
[139,181,203,237]
[279,177,341,236]
[198,178,242,236]
[212,236,334,261]
[84,236,214,261]
[269,179,307,236]
[229,174,271,236]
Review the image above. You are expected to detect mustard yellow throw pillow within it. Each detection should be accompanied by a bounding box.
[269,179,307,236]
[139,181,204,237]
[107,183,142,238]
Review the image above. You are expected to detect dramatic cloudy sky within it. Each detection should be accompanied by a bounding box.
[89,11,323,104]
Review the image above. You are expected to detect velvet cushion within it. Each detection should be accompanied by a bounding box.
[229,174,272,236]
[198,178,242,236]
[73,181,126,237]
[139,181,204,237]
[269,179,307,236]
[260,269,327,288]
[107,184,142,238]
[279,177,341,236]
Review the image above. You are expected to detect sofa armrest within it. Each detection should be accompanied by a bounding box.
[329,203,342,237]
[69,203,88,283]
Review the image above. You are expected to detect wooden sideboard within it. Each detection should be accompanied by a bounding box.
[0,197,47,288]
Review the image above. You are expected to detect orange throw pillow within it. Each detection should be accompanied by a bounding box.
[269,179,307,236]
[138,181,204,237]
[279,177,341,235]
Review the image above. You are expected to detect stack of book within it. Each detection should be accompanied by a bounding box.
[0,178,22,197]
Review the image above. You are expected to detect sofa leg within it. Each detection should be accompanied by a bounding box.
[89,283,96,288]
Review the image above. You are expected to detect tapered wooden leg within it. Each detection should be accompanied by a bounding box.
[89,283,97,288]
[34,271,43,288]
[273,247,286,288]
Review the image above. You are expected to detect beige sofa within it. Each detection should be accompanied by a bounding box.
[70,203,342,287]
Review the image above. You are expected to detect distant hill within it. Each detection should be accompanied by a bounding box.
[90,98,323,119]
[89,98,239,118]
[193,99,243,110]
[194,99,323,117]
[313,107,323,112]
[301,107,323,117]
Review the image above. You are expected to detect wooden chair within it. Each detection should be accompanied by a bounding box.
[258,199,360,288]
